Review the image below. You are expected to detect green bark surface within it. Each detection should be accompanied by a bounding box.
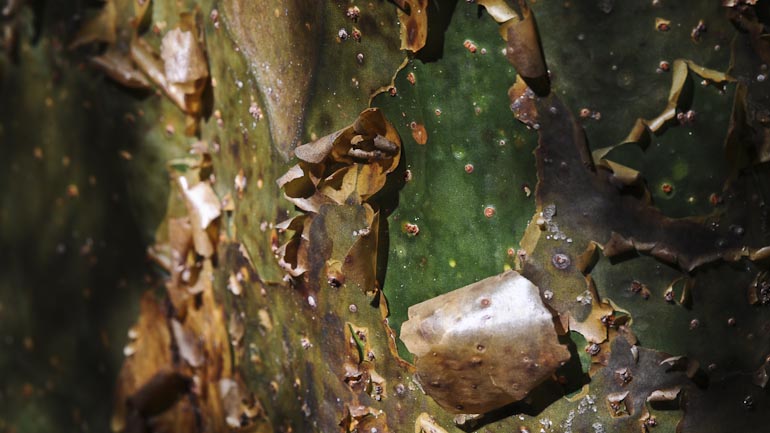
[2,0,770,432]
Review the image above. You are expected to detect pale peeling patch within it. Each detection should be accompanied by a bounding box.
[161,28,208,86]
[415,413,449,433]
[221,0,323,158]
[401,271,570,414]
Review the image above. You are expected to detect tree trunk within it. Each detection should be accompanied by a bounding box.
[2,1,770,432]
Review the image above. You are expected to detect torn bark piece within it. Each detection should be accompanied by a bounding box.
[592,59,735,163]
[509,74,538,128]
[131,37,188,111]
[171,319,204,368]
[598,159,643,190]
[415,413,449,433]
[647,387,682,410]
[275,215,312,277]
[131,12,209,133]
[276,163,335,214]
[219,377,265,428]
[280,108,401,211]
[723,0,759,7]
[400,271,570,414]
[575,335,689,432]
[396,0,428,53]
[503,3,549,95]
[160,13,209,124]
[723,31,770,183]
[134,0,153,32]
[478,0,519,22]
[480,0,550,95]
[112,293,174,431]
[276,109,401,285]
[531,95,767,273]
[606,391,630,417]
[177,176,220,258]
[179,177,222,230]
[91,47,152,89]
[161,27,208,90]
[341,405,389,432]
[69,0,117,49]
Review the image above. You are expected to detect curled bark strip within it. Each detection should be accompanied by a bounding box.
[480,0,550,95]
[276,109,401,291]
[592,60,734,166]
